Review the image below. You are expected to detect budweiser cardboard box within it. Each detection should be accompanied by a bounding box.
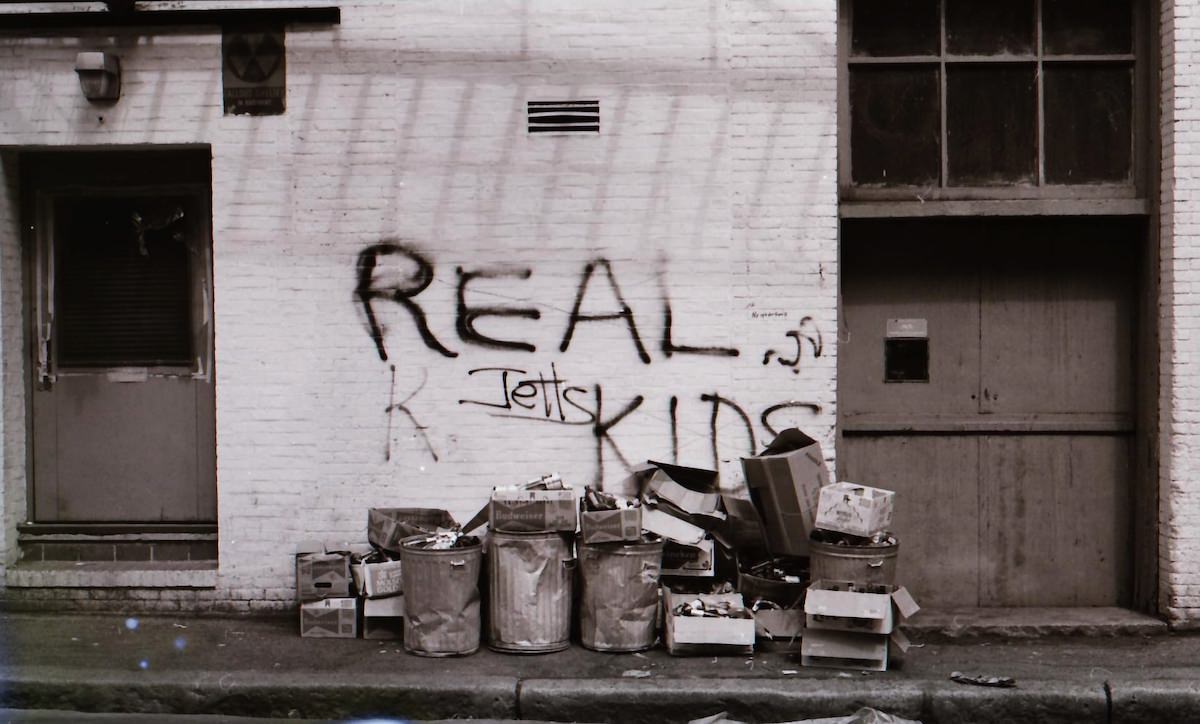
[815,482,895,538]
[663,589,755,655]
[361,595,405,640]
[300,598,358,638]
[661,537,716,577]
[580,506,642,545]
[804,579,919,635]
[489,479,578,533]
[740,429,830,557]
[295,541,352,601]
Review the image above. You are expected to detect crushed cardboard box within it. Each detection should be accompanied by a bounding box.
[661,537,716,577]
[368,508,457,555]
[815,482,895,538]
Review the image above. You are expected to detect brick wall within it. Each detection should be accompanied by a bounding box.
[1160,0,1200,629]
[0,0,839,610]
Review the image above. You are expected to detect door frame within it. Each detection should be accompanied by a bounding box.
[18,146,216,531]
[834,215,1159,614]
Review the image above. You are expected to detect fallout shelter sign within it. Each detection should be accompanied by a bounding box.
[222,27,286,115]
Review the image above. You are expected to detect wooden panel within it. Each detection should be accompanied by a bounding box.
[841,226,981,419]
[839,435,980,607]
[979,226,1137,416]
[978,435,1131,606]
[34,375,213,522]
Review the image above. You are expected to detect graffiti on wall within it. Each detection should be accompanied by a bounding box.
[357,241,825,480]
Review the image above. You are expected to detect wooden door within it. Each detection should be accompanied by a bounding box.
[839,218,1138,607]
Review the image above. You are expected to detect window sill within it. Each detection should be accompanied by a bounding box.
[7,561,217,589]
[840,197,1150,218]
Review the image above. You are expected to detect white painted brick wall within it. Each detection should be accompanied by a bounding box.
[0,0,839,609]
[1162,0,1200,629]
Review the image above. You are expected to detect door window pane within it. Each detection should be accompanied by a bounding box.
[946,0,1035,56]
[1044,64,1133,184]
[55,197,194,367]
[851,0,939,57]
[1043,0,1132,55]
[850,66,941,186]
[947,64,1038,185]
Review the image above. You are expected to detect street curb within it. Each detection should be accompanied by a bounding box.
[923,680,1107,724]
[0,670,520,721]
[1108,678,1200,724]
[519,678,927,724]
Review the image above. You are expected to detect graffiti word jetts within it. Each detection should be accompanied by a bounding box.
[355,242,739,363]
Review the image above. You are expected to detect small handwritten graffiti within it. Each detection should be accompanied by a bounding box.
[385,364,439,462]
[762,316,824,375]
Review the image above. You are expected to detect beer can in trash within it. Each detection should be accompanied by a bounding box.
[579,538,663,652]
[488,530,574,653]
[400,535,483,656]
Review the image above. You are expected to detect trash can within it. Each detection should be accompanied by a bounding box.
[400,534,483,656]
[579,538,663,652]
[808,533,898,586]
[488,530,574,653]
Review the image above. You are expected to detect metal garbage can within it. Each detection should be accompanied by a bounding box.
[808,534,898,586]
[488,530,574,653]
[400,534,483,656]
[579,538,663,652]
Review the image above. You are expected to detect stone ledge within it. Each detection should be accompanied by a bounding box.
[910,606,1168,639]
[5,561,217,589]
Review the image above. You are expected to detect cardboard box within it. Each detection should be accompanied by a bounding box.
[296,541,352,602]
[351,559,404,599]
[361,595,405,640]
[300,597,358,638]
[661,537,716,577]
[663,589,755,655]
[489,487,577,533]
[368,508,457,555]
[641,507,707,545]
[800,628,888,671]
[580,507,642,545]
[815,482,896,538]
[740,429,830,557]
[804,579,919,635]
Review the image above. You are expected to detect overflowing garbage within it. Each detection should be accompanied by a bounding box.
[292,428,919,669]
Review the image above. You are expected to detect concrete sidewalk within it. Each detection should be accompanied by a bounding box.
[0,611,1197,723]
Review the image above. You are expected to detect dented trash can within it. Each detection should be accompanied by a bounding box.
[400,534,482,656]
[808,532,898,587]
[488,530,574,653]
[579,537,663,652]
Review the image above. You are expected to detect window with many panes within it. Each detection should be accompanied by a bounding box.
[843,0,1141,195]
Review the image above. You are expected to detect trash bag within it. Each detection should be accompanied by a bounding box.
[688,708,922,724]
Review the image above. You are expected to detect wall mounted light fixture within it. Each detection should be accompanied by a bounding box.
[74,51,121,102]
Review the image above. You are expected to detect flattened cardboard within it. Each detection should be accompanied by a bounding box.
[361,595,405,640]
[295,541,352,602]
[800,628,887,671]
[663,589,755,655]
[300,597,358,638]
[580,507,642,544]
[351,559,404,598]
[489,487,577,533]
[641,507,707,545]
[814,482,895,538]
[661,537,716,577]
[740,429,830,557]
[647,469,722,516]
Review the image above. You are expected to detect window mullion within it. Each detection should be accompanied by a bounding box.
[939,0,948,188]
[1036,0,1045,187]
